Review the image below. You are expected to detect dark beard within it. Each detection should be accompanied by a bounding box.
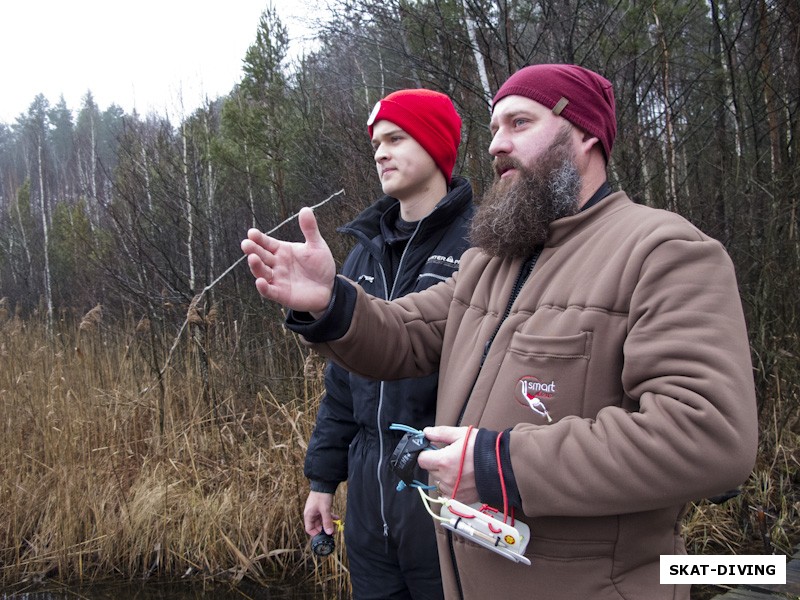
[469,129,582,258]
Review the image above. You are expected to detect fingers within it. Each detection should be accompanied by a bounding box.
[422,425,463,445]
[304,514,319,537]
[244,253,277,301]
[254,276,275,301]
[416,444,441,472]
[245,227,277,251]
[304,491,336,536]
[242,231,264,257]
[246,252,272,281]
[321,512,336,536]
[241,233,276,267]
[242,231,278,300]
[417,428,478,502]
[418,451,454,497]
[244,211,318,251]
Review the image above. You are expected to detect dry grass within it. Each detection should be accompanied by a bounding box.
[0,305,797,599]
[0,308,349,597]
[683,362,800,557]
[683,346,800,599]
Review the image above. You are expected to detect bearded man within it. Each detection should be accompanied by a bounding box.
[242,64,757,600]
[470,123,580,257]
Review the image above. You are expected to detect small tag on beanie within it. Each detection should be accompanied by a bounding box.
[553,97,569,116]
[367,101,382,126]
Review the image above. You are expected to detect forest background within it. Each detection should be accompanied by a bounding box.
[0,0,798,598]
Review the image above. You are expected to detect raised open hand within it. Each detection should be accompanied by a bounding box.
[241,207,337,315]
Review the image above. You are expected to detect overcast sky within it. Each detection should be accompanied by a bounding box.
[0,1,318,123]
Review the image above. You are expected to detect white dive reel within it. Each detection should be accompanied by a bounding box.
[388,424,532,566]
[439,499,531,565]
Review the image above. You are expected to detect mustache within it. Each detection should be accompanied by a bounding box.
[492,155,525,178]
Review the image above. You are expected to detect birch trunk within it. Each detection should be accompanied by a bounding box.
[635,90,653,206]
[202,108,217,291]
[141,144,154,214]
[462,0,492,106]
[245,137,256,229]
[653,7,678,213]
[37,135,54,334]
[181,123,196,293]
[89,110,98,226]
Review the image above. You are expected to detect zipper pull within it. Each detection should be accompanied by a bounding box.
[480,340,491,367]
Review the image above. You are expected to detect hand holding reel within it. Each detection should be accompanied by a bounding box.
[388,424,531,565]
[311,518,343,557]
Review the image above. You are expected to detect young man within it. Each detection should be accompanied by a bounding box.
[301,89,474,600]
[242,65,757,600]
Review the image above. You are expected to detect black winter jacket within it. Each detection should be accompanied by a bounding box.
[304,176,474,519]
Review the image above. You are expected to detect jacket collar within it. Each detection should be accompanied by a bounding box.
[580,181,612,212]
[339,176,473,243]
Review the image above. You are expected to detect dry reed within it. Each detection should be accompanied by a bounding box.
[0,309,349,597]
[682,340,800,599]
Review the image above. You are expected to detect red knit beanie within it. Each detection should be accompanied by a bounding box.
[493,64,617,161]
[367,89,462,182]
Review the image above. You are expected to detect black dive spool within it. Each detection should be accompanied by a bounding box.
[388,431,432,487]
[311,531,335,556]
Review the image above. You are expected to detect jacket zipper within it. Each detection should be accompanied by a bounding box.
[375,262,391,551]
[375,220,423,551]
[448,248,542,599]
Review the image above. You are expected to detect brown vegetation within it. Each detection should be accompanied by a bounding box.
[0,308,348,597]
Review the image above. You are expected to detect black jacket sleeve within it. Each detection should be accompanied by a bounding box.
[474,428,522,511]
[303,360,360,492]
[286,276,357,342]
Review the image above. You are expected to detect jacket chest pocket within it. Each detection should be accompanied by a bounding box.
[486,331,592,426]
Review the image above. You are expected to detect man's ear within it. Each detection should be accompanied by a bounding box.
[570,127,602,167]
[580,131,601,153]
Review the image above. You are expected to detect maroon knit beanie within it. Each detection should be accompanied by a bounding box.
[368,89,462,182]
[493,64,617,161]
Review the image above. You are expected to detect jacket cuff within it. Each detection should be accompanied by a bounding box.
[474,428,521,510]
[309,480,339,494]
[286,276,356,342]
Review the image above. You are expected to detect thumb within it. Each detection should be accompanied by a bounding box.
[423,425,461,444]
[298,207,324,247]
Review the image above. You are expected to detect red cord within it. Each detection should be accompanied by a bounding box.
[447,428,516,532]
[450,425,473,500]
[495,431,509,523]
[447,505,476,518]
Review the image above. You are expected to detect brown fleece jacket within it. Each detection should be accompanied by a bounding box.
[300,191,757,600]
